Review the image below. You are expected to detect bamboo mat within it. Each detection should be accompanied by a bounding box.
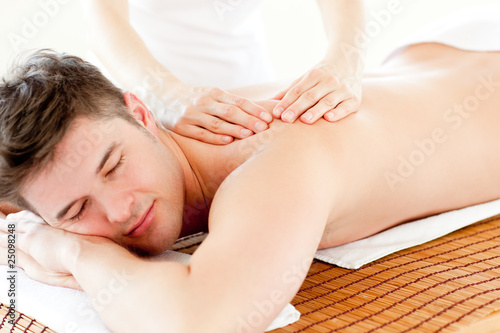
[0,303,56,333]
[2,216,500,332]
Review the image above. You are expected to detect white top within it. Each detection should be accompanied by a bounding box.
[128,0,274,89]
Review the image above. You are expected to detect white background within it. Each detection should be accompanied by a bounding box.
[1,0,499,80]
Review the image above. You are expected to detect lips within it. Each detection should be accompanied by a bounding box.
[126,201,155,238]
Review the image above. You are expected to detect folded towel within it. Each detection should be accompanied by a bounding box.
[0,248,299,332]
[315,199,500,269]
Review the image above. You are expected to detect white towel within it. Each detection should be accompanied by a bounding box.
[315,199,500,269]
[0,249,299,332]
[383,5,500,64]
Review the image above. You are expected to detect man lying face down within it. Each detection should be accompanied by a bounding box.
[1,46,500,332]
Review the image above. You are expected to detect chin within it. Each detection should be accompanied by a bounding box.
[125,231,180,256]
[125,241,172,257]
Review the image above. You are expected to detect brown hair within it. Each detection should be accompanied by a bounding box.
[0,49,135,210]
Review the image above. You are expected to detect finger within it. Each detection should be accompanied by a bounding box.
[199,110,258,139]
[202,110,259,139]
[324,98,360,122]
[271,77,301,101]
[22,254,81,289]
[0,240,29,267]
[209,102,269,135]
[0,219,9,234]
[280,84,334,123]
[272,77,318,119]
[174,124,235,145]
[185,111,257,140]
[299,90,351,124]
[272,89,287,101]
[216,92,273,124]
[0,237,15,265]
[12,247,81,290]
[0,219,34,233]
[0,220,18,234]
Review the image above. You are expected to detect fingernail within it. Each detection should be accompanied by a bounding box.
[283,110,294,122]
[260,111,272,122]
[273,107,284,117]
[255,121,267,132]
[325,112,335,121]
[222,136,233,143]
[241,128,253,137]
[302,111,313,122]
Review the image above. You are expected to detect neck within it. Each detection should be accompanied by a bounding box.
[157,129,246,236]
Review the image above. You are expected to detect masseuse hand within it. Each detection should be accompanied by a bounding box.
[272,60,362,124]
[0,211,83,290]
[161,83,273,145]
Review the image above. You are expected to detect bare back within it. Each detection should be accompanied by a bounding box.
[225,43,500,248]
[172,44,500,330]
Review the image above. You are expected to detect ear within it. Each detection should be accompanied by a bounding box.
[122,91,159,136]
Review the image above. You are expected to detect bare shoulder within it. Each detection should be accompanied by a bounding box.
[209,138,336,232]
[185,138,337,331]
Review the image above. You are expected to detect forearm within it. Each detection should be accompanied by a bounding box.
[317,0,366,75]
[83,0,180,107]
[68,237,191,333]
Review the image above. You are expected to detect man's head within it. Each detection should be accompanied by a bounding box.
[0,49,133,209]
[0,50,186,253]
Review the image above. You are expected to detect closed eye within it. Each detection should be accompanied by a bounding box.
[68,156,124,222]
[106,156,124,177]
[70,199,88,222]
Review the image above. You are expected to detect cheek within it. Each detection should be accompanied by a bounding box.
[127,147,173,190]
[66,212,111,237]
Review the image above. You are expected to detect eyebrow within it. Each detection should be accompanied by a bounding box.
[55,141,118,221]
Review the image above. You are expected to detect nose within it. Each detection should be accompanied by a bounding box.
[103,190,134,224]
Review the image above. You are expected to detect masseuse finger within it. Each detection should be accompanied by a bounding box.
[184,111,252,141]
[208,102,269,136]
[300,90,350,124]
[324,98,360,122]
[272,77,317,120]
[197,111,260,140]
[216,91,272,124]
[175,123,235,145]
[281,84,335,123]
[209,101,269,136]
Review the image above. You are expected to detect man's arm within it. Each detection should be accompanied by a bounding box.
[82,0,271,144]
[8,143,334,332]
[273,0,366,124]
